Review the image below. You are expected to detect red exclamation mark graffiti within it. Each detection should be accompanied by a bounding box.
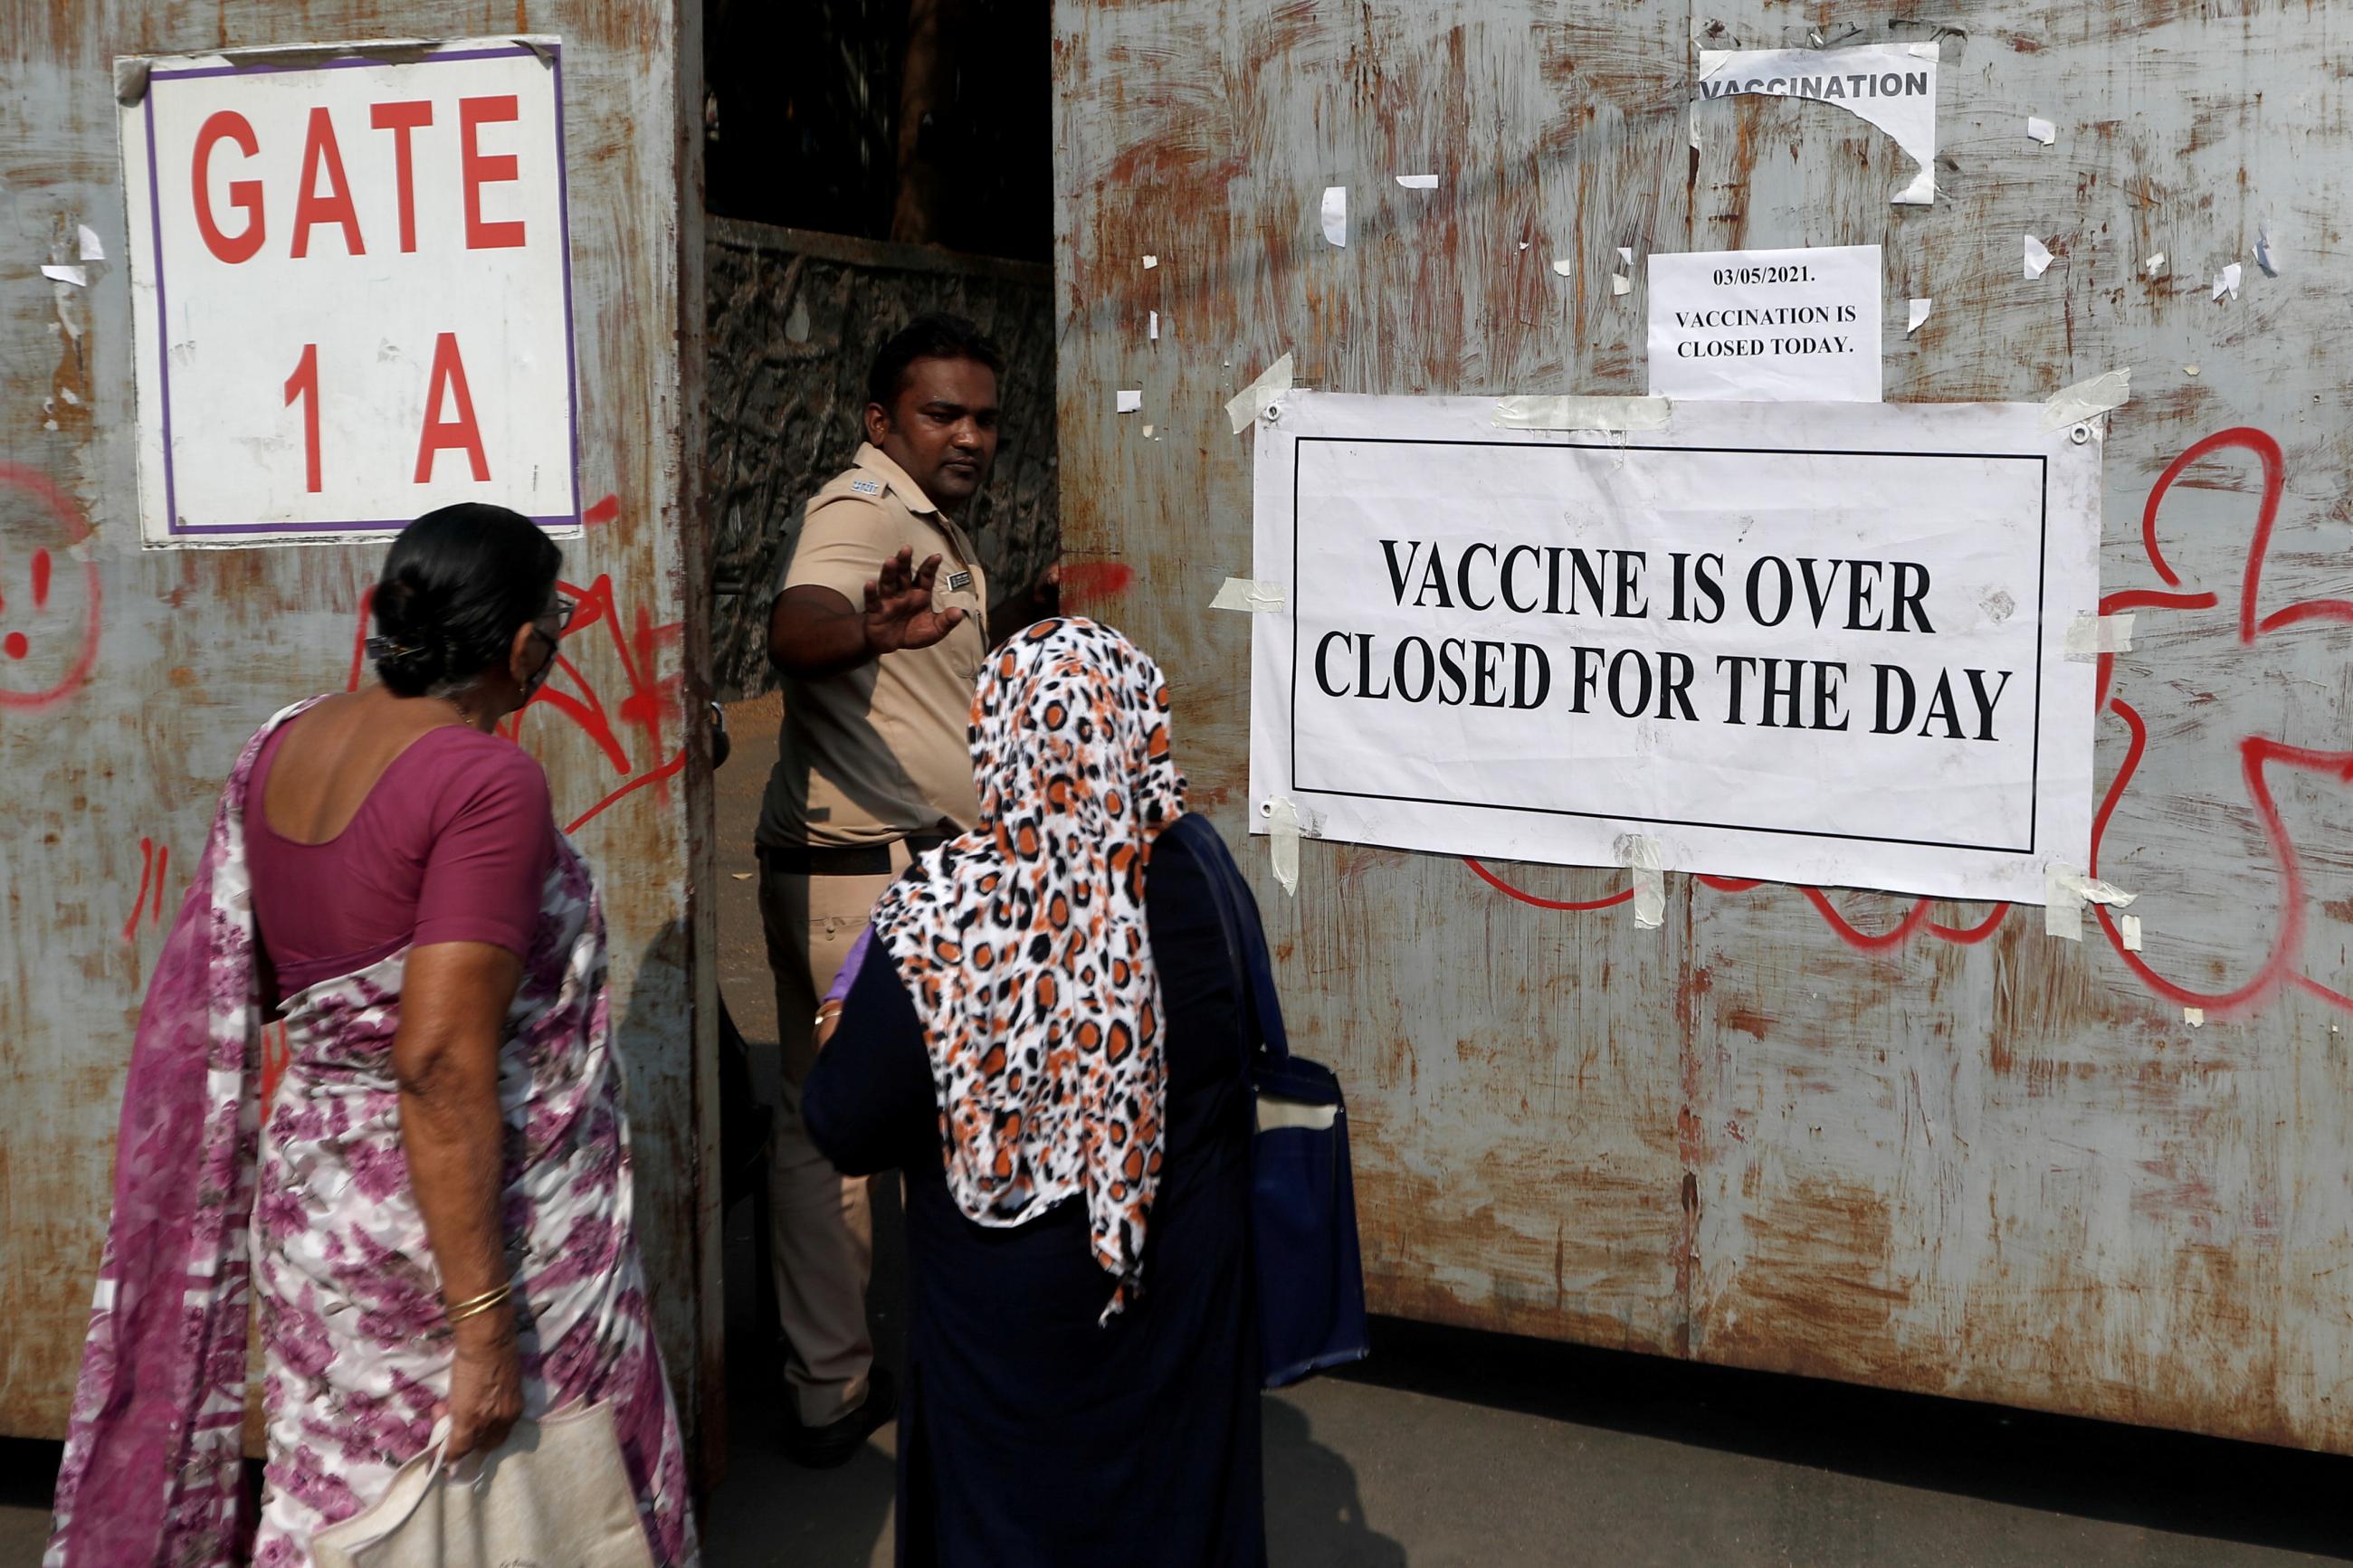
[123,837,154,941]
[2,552,52,664]
[122,836,171,941]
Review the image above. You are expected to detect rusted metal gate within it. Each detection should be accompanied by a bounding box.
[1053,0,2353,1451]
[0,4,719,1458]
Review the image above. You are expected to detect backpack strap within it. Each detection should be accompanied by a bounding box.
[1169,813,1291,1069]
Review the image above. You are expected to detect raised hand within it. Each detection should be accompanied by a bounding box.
[863,546,967,655]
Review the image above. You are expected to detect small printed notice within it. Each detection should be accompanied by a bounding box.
[119,38,580,546]
[1648,246,1881,403]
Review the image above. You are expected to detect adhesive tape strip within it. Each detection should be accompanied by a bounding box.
[1225,353,1294,433]
[2044,861,2136,942]
[2041,367,2131,432]
[1615,832,1666,928]
[2062,611,2134,660]
[1494,395,1671,432]
[1210,577,1286,613]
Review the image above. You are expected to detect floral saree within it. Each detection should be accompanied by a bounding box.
[45,699,697,1567]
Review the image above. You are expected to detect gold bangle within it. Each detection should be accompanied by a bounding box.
[444,1282,515,1325]
[814,1003,843,1028]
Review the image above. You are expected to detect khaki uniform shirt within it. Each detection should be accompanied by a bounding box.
[757,444,990,850]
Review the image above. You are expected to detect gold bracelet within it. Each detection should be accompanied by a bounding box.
[443,1282,515,1325]
[814,1003,843,1028]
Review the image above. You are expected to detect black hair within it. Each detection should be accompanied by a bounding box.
[370,504,562,697]
[865,311,1005,413]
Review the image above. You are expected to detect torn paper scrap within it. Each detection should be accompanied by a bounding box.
[2120,914,2143,952]
[2254,226,2280,278]
[1142,423,1154,438]
[1550,258,1574,277]
[1610,274,1632,296]
[1224,352,1293,433]
[1142,254,1158,269]
[1616,833,1666,929]
[2062,611,2135,660]
[2044,862,2137,941]
[1319,186,1348,247]
[2143,252,2167,278]
[1616,245,1634,265]
[2041,367,2130,432]
[1266,798,1312,897]
[1907,298,1931,335]
[1116,390,1142,413]
[2184,1007,2205,1028]
[40,264,88,287]
[1209,577,1286,613]
[1696,43,1939,205]
[1395,173,1438,189]
[1148,310,1159,341]
[2212,261,2242,301]
[2024,233,2053,280]
[1493,395,1671,432]
[2026,116,2056,145]
[77,225,104,261]
[2184,365,2200,377]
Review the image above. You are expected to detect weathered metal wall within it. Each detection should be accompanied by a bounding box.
[0,2,721,1458]
[706,218,1058,698]
[1053,1,2353,1451]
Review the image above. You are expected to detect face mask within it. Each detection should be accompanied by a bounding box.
[519,628,558,701]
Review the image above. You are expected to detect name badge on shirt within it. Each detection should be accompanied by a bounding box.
[850,479,882,495]
[945,570,973,594]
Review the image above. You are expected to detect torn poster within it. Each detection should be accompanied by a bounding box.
[1907,299,1931,335]
[1320,186,1348,247]
[1647,245,1881,403]
[2024,234,2053,280]
[1244,393,2100,904]
[1696,43,1939,204]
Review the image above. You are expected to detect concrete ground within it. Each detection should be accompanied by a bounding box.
[4,698,2347,1564]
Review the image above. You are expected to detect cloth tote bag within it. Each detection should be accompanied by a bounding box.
[310,1401,653,1568]
[1174,813,1371,1389]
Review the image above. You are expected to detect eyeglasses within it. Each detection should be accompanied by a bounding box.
[545,595,576,635]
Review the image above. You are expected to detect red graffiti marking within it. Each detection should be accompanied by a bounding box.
[121,837,174,941]
[346,553,686,833]
[581,493,620,527]
[1461,425,2352,1019]
[2082,427,2353,1017]
[1057,561,1135,608]
[0,463,100,711]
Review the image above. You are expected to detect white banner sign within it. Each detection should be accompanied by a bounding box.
[120,38,580,546]
[1245,394,2101,904]
[1648,245,1881,403]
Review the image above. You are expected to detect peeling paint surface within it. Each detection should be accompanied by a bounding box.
[1055,1,2353,1450]
[0,3,719,1459]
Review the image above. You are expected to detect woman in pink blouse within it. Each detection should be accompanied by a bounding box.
[48,506,697,1567]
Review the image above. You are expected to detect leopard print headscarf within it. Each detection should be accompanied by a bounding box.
[870,618,1187,1320]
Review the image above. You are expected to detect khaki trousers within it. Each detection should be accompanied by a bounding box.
[757,846,908,1427]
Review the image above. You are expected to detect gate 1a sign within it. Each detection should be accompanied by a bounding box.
[119,38,580,546]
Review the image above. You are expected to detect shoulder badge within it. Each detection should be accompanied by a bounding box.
[850,478,883,496]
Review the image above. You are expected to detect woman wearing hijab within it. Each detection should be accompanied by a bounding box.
[46,506,697,1566]
[804,617,1265,1565]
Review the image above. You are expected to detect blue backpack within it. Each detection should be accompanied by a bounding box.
[1174,813,1370,1389]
